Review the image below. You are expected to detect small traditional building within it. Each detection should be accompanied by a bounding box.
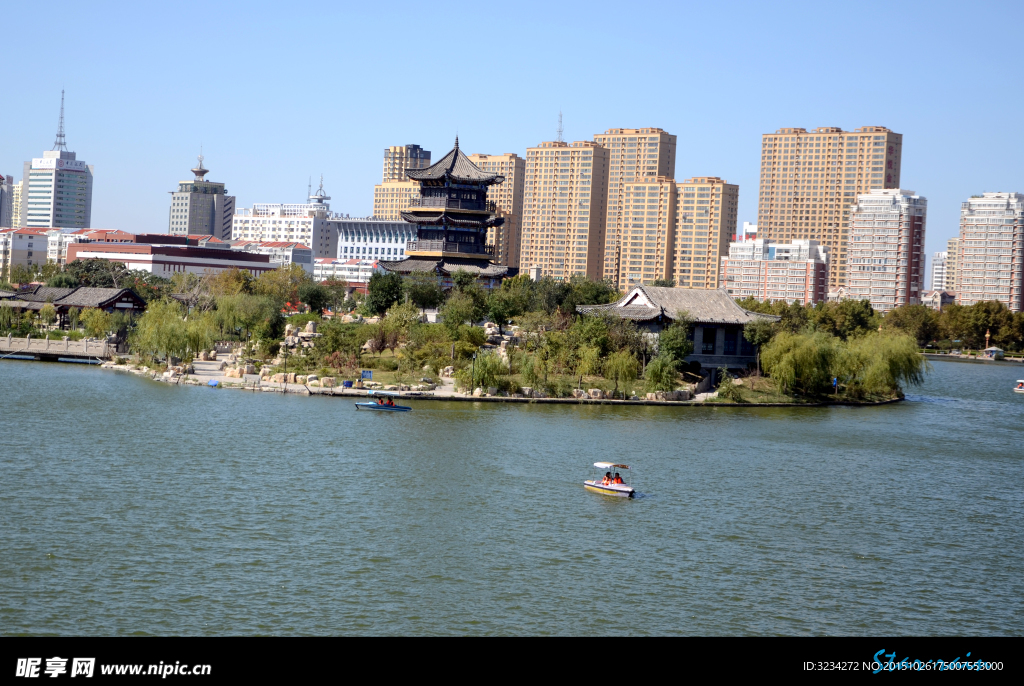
[378,138,514,289]
[577,285,778,370]
[2,285,147,328]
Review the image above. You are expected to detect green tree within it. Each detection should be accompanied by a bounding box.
[716,367,745,402]
[298,282,330,315]
[404,273,443,311]
[486,287,523,333]
[47,272,79,288]
[130,299,187,363]
[451,270,477,292]
[644,354,678,392]
[883,304,939,347]
[743,317,777,375]
[650,278,675,288]
[80,309,113,338]
[321,279,349,315]
[760,331,843,396]
[658,321,693,364]
[254,263,311,306]
[604,350,640,398]
[439,290,478,339]
[39,303,58,328]
[366,272,404,315]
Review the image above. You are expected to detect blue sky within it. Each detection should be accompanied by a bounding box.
[3,0,1021,264]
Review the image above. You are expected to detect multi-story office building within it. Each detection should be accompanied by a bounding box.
[327,217,417,262]
[618,178,676,286]
[671,177,739,289]
[382,144,430,182]
[372,181,421,221]
[593,128,677,287]
[721,239,829,305]
[0,175,13,227]
[757,126,903,290]
[953,192,1023,312]
[847,189,927,312]
[468,153,526,268]
[168,155,235,240]
[945,237,959,291]
[232,180,333,255]
[930,251,947,291]
[0,227,49,274]
[520,140,609,281]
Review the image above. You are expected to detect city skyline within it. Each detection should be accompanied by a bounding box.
[2,0,1022,266]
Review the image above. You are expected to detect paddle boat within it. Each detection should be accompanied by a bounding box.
[354,390,412,412]
[1015,380,1024,394]
[584,461,635,498]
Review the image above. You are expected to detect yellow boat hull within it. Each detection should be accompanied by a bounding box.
[584,481,635,498]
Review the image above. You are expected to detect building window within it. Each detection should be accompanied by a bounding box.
[701,327,717,354]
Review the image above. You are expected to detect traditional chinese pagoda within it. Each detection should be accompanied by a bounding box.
[379,137,513,287]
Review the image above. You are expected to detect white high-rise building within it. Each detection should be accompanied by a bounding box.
[847,189,927,312]
[168,155,235,240]
[930,251,947,291]
[327,217,417,262]
[953,192,1024,312]
[22,92,94,230]
[232,179,335,256]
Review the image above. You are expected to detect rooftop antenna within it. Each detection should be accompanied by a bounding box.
[52,89,68,152]
[308,176,312,202]
[556,110,563,143]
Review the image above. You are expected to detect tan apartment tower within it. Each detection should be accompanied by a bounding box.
[469,153,526,268]
[593,128,677,288]
[945,236,959,292]
[619,178,676,286]
[520,141,609,280]
[757,126,902,290]
[382,144,430,182]
[373,181,421,221]
[672,177,739,289]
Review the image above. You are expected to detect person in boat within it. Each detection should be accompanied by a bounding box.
[386,398,395,407]
[1018,381,1024,389]
[613,472,624,484]
[601,472,612,485]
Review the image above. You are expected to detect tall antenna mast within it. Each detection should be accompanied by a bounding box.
[52,90,68,152]
[556,110,564,143]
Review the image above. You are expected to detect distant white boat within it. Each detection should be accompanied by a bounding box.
[584,462,636,498]
[1015,380,1024,394]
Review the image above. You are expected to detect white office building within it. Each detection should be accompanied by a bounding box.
[847,189,927,312]
[953,192,1024,312]
[327,217,416,261]
[231,179,336,256]
[230,241,314,274]
[721,239,829,304]
[313,258,383,286]
[930,251,947,291]
[168,155,235,240]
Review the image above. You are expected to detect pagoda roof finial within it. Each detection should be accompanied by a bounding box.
[454,135,459,150]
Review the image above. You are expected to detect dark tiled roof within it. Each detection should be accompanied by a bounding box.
[399,210,503,228]
[14,286,79,303]
[579,286,780,325]
[56,287,142,308]
[379,256,510,279]
[406,140,505,186]
[0,289,16,298]
[378,258,440,274]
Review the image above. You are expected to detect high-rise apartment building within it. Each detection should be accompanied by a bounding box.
[468,153,526,268]
[757,126,902,290]
[372,181,421,221]
[10,181,23,228]
[847,189,927,312]
[232,179,334,256]
[520,140,609,280]
[23,94,94,230]
[593,128,677,287]
[721,239,829,305]
[945,237,959,291]
[382,144,430,182]
[671,177,739,289]
[953,192,1023,312]
[0,175,13,227]
[619,178,676,286]
[168,155,235,240]
[930,251,947,291]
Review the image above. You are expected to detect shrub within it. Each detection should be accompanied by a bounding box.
[644,354,678,392]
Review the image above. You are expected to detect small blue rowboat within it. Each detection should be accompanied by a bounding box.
[354,402,412,412]
[355,390,412,412]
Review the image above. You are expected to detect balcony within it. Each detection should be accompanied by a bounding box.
[406,240,493,256]
[408,197,496,213]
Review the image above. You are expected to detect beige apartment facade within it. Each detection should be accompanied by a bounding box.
[520,141,609,281]
[945,236,959,292]
[469,153,526,268]
[593,128,677,288]
[373,181,421,221]
[382,144,430,182]
[619,178,676,286]
[757,126,903,290]
[672,177,739,289]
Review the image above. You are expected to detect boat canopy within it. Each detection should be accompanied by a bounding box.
[594,462,630,470]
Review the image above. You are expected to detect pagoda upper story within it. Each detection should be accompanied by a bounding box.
[402,137,505,258]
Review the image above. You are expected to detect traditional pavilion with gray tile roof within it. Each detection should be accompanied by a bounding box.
[379,137,515,288]
[578,285,778,369]
[1,285,146,327]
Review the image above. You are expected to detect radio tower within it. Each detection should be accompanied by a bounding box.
[556,110,563,143]
[53,90,68,152]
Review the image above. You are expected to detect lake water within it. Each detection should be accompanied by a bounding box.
[1,359,1022,635]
